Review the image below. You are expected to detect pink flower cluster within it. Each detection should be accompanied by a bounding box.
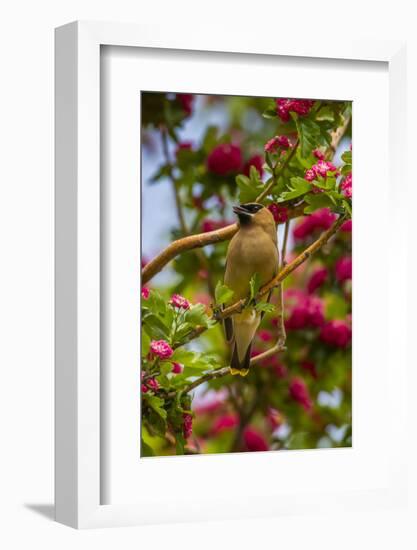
[243,426,269,452]
[206,143,242,176]
[141,375,160,394]
[276,98,315,122]
[335,256,352,283]
[293,208,336,241]
[243,154,264,177]
[320,320,352,348]
[210,413,239,436]
[268,203,288,224]
[264,134,290,153]
[285,289,325,330]
[171,362,183,374]
[340,172,352,198]
[150,339,173,359]
[307,266,328,294]
[183,413,193,439]
[313,148,325,160]
[304,160,338,182]
[176,93,194,116]
[170,294,190,310]
[289,377,313,411]
[341,219,352,233]
[141,287,150,300]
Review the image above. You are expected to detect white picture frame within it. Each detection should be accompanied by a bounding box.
[55,20,407,529]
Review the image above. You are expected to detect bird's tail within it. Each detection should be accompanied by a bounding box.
[230,342,252,377]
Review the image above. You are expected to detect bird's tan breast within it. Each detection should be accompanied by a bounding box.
[224,228,279,301]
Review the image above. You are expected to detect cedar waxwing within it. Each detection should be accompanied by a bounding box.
[224,203,279,376]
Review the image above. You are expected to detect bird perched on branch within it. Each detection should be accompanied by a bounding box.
[224,203,279,376]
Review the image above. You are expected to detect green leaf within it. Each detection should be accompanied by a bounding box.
[315,106,335,121]
[183,303,210,327]
[341,150,352,164]
[279,176,311,201]
[142,314,171,340]
[236,174,262,203]
[141,439,155,457]
[255,302,275,314]
[202,126,218,154]
[304,193,334,214]
[143,394,167,419]
[292,115,321,158]
[175,432,186,455]
[215,281,234,305]
[249,273,261,301]
[262,107,278,119]
[170,348,197,364]
[141,331,151,357]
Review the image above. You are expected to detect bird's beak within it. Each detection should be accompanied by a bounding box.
[233,205,252,216]
[233,204,253,225]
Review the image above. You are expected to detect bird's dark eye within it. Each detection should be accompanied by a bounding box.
[242,203,263,213]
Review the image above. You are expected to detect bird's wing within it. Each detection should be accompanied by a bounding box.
[222,259,235,344]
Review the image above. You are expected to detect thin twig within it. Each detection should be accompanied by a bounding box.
[160,128,215,295]
[256,139,299,203]
[173,215,345,348]
[161,128,188,235]
[219,215,346,320]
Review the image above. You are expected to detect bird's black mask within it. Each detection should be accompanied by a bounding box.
[233,203,263,225]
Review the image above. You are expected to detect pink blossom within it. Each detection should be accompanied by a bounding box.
[313,149,325,160]
[273,362,288,378]
[340,172,352,198]
[141,384,148,393]
[170,294,190,310]
[258,329,273,343]
[304,160,338,182]
[243,427,269,452]
[305,169,316,182]
[293,208,337,241]
[206,143,242,176]
[276,98,315,122]
[341,219,352,232]
[210,413,239,435]
[289,377,313,411]
[264,134,290,153]
[268,203,288,224]
[307,267,328,294]
[285,290,325,330]
[141,287,150,300]
[335,256,352,282]
[320,320,352,348]
[150,340,173,359]
[147,378,160,391]
[183,413,193,439]
[177,93,194,116]
[172,362,183,374]
[243,154,264,177]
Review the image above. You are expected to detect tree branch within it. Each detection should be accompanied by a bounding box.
[219,215,346,320]
[142,115,350,286]
[142,203,306,284]
[167,342,287,398]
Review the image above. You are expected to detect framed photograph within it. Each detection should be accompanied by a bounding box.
[55,21,407,528]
